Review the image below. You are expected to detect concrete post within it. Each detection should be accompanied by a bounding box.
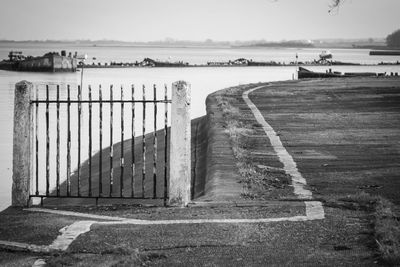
[169,81,191,206]
[12,81,34,206]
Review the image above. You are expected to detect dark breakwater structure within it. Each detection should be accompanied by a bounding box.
[83,57,400,69]
[83,57,367,68]
[81,50,399,68]
[370,50,400,56]
[297,66,398,79]
[0,51,77,72]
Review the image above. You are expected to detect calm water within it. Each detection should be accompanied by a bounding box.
[1,44,400,211]
[2,42,400,65]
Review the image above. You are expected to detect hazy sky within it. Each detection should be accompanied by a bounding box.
[0,0,399,41]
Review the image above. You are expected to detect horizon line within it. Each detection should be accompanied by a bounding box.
[0,37,386,44]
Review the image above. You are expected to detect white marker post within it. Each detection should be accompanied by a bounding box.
[169,81,191,206]
[12,81,34,206]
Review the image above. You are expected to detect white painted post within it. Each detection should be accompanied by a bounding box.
[12,81,34,206]
[169,81,191,206]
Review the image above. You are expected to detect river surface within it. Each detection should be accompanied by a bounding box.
[1,44,400,211]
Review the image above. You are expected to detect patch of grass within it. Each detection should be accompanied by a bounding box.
[240,191,257,200]
[138,252,167,262]
[213,85,291,200]
[237,162,290,199]
[0,207,77,246]
[329,192,400,265]
[46,253,82,266]
[108,250,167,267]
[335,191,379,211]
[101,246,139,255]
[45,248,167,267]
[215,95,240,119]
[374,197,400,265]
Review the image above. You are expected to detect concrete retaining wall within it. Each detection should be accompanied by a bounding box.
[190,116,208,199]
[193,91,243,202]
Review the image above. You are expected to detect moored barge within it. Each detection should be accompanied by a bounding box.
[0,51,77,72]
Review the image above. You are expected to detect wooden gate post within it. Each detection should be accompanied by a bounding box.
[12,81,34,206]
[169,81,191,206]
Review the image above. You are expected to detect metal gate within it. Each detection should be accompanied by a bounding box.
[29,83,171,206]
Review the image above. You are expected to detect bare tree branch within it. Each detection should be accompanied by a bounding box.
[328,0,344,13]
[330,0,342,7]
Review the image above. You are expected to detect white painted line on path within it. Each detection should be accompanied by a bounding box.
[0,221,96,253]
[48,220,96,251]
[97,215,310,225]
[305,201,325,220]
[24,205,322,225]
[24,208,126,221]
[242,85,325,219]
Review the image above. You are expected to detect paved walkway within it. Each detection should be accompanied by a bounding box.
[245,79,400,204]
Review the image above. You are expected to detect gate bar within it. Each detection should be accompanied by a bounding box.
[67,85,71,196]
[99,85,103,196]
[164,84,168,203]
[45,85,50,196]
[109,85,114,197]
[56,85,60,196]
[120,85,124,197]
[77,85,82,196]
[88,85,92,197]
[35,86,39,196]
[142,85,146,198]
[131,85,135,198]
[153,84,157,199]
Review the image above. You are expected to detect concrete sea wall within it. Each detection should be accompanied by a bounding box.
[196,91,243,201]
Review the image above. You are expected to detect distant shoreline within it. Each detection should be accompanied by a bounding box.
[0,39,391,50]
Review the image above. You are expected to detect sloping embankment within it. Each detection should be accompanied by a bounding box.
[194,91,243,201]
